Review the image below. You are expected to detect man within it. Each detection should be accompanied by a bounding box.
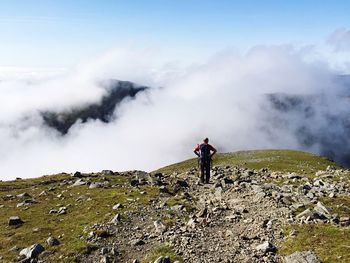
[193,138,217,184]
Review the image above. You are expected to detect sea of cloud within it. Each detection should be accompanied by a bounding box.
[0,45,349,180]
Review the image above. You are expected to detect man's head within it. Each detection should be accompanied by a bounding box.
[204,138,209,144]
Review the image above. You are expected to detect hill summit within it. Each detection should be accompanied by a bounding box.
[0,150,349,262]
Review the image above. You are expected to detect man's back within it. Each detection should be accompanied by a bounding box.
[199,143,214,164]
[193,138,217,184]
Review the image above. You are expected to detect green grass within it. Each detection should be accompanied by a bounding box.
[280,224,350,263]
[144,244,183,263]
[157,150,341,176]
[320,196,350,217]
[0,149,347,262]
[165,195,195,213]
[281,195,350,263]
[0,174,159,262]
[0,173,72,190]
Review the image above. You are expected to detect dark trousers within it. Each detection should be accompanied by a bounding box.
[200,161,211,183]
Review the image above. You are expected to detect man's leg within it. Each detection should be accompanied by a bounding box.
[205,162,210,183]
[200,163,205,183]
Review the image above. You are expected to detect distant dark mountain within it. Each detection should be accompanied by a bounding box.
[41,80,149,134]
[266,92,350,167]
[334,74,350,87]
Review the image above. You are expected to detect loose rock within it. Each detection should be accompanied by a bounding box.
[46,237,60,246]
[110,214,121,224]
[255,241,276,253]
[19,244,45,259]
[8,216,24,226]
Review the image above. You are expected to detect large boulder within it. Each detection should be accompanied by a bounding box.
[19,244,45,259]
[284,251,320,263]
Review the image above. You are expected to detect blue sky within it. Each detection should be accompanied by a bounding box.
[1,0,350,68]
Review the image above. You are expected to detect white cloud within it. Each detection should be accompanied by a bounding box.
[327,28,350,51]
[0,45,348,180]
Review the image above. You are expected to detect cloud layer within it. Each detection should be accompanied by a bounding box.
[328,28,350,51]
[0,46,349,180]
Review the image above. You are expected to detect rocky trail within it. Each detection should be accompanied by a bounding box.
[1,151,350,263]
[76,165,350,263]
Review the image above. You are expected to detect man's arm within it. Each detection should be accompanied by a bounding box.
[209,145,217,157]
[193,145,200,157]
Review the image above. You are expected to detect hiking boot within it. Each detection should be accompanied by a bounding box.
[197,179,204,185]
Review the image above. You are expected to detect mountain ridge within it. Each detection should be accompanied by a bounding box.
[41,80,149,134]
[1,150,349,262]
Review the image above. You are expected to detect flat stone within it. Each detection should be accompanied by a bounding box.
[58,207,67,215]
[110,214,121,224]
[39,191,48,196]
[255,241,276,253]
[70,179,86,187]
[296,209,315,220]
[112,203,124,210]
[284,250,320,263]
[17,199,36,208]
[89,182,104,189]
[328,192,336,198]
[17,193,32,199]
[76,195,89,202]
[171,204,184,211]
[313,202,331,219]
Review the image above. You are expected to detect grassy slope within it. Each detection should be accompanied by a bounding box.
[0,173,160,262]
[280,195,350,263]
[0,150,347,262]
[157,149,341,176]
[281,224,350,263]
